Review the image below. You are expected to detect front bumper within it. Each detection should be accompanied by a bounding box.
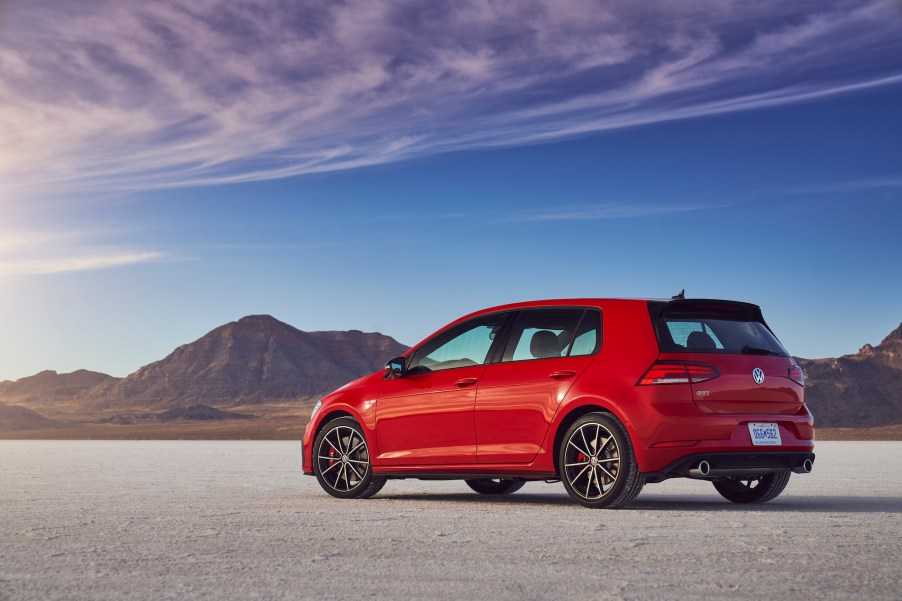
[301,419,315,475]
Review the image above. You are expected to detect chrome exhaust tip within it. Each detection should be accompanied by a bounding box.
[689,460,711,478]
[793,458,813,474]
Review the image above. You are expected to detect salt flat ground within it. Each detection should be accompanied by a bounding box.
[1,441,899,601]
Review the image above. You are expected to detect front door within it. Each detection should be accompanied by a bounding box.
[376,313,509,466]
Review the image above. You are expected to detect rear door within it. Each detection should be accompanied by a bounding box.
[652,301,803,415]
[475,308,600,463]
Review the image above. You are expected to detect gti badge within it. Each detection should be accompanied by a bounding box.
[752,368,765,385]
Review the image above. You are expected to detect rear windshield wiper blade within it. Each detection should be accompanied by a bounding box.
[741,345,782,356]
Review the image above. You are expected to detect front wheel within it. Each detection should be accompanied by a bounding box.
[465,479,525,495]
[313,417,386,499]
[558,412,643,509]
[713,472,791,504]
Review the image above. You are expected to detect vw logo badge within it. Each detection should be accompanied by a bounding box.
[752,368,765,385]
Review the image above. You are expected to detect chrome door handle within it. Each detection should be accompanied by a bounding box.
[455,378,478,387]
[549,370,577,380]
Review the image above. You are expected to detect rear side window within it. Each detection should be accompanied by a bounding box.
[502,308,601,362]
[655,312,787,357]
[569,310,601,356]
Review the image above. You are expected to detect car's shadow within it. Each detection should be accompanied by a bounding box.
[374,492,902,514]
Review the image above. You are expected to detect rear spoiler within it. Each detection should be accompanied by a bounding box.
[647,299,765,323]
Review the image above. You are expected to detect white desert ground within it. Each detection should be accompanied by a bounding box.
[1,441,900,601]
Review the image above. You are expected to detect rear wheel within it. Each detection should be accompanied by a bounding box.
[313,417,386,499]
[558,412,643,509]
[713,472,791,504]
[465,479,525,495]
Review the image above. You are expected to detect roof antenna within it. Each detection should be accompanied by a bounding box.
[671,289,685,300]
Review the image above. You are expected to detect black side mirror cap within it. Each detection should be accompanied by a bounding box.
[385,356,406,378]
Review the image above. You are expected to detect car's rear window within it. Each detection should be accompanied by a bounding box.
[652,302,788,356]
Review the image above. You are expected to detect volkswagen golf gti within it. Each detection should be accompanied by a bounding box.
[301,297,815,508]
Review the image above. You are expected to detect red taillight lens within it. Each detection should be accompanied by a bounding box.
[638,361,720,385]
[788,365,805,386]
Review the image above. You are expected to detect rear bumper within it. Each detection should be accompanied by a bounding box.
[643,451,815,482]
[626,393,815,473]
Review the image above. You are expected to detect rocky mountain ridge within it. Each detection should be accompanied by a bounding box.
[796,322,902,427]
[75,315,407,410]
[0,317,899,434]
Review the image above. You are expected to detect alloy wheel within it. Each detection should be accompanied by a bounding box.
[562,422,621,500]
[316,425,371,493]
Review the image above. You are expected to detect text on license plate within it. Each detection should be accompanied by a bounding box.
[748,422,782,446]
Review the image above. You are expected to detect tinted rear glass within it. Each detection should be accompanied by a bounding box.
[653,304,788,356]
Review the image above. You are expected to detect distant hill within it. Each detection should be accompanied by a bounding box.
[0,369,115,406]
[77,315,407,410]
[98,405,255,425]
[0,402,60,430]
[796,322,902,427]
[1,315,899,438]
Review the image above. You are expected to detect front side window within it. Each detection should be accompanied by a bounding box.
[408,313,507,373]
[501,308,600,362]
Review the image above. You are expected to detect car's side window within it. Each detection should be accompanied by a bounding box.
[569,310,602,356]
[501,308,589,362]
[408,313,507,373]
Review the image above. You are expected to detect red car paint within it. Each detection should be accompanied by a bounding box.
[302,298,814,505]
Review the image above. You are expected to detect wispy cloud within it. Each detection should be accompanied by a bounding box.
[1,0,900,197]
[0,230,170,278]
[779,176,902,195]
[200,243,337,251]
[510,203,729,222]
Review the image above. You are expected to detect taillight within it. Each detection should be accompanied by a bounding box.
[638,361,720,385]
[788,364,805,386]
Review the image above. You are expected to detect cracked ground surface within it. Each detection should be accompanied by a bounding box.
[1,441,900,601]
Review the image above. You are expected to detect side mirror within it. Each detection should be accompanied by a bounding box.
[385,356,406,379]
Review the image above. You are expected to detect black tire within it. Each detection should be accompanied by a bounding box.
[713,472,791,504]
[465,479,525,495]
[357,475,388,499]
[313,417,382,499]
[558,412,643,509]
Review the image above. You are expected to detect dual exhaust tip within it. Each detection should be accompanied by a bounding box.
[689,458,813,478]
[793,458,814,474]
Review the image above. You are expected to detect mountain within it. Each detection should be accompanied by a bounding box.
[78,315,407,410]
[2,316,899,437]
[0,369,115,405]
[98,405,255,425]
[796,323,902,427]
[0,402,60,430]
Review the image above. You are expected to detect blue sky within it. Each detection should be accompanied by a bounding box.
[1,0,901,380]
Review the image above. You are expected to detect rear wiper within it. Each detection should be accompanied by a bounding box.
[741,345,781,356]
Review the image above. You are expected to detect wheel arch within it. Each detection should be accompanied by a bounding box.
[311,408,361,452]
[549,399,633,475]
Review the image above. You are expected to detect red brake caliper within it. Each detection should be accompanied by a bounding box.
[328,444,338,471]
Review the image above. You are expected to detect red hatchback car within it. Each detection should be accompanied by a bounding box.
[302,297,815,508]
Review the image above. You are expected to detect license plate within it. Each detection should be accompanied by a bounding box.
[748,422,782,446]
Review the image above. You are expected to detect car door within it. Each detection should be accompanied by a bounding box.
[376,312,509,466]
[475,308,601,464]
